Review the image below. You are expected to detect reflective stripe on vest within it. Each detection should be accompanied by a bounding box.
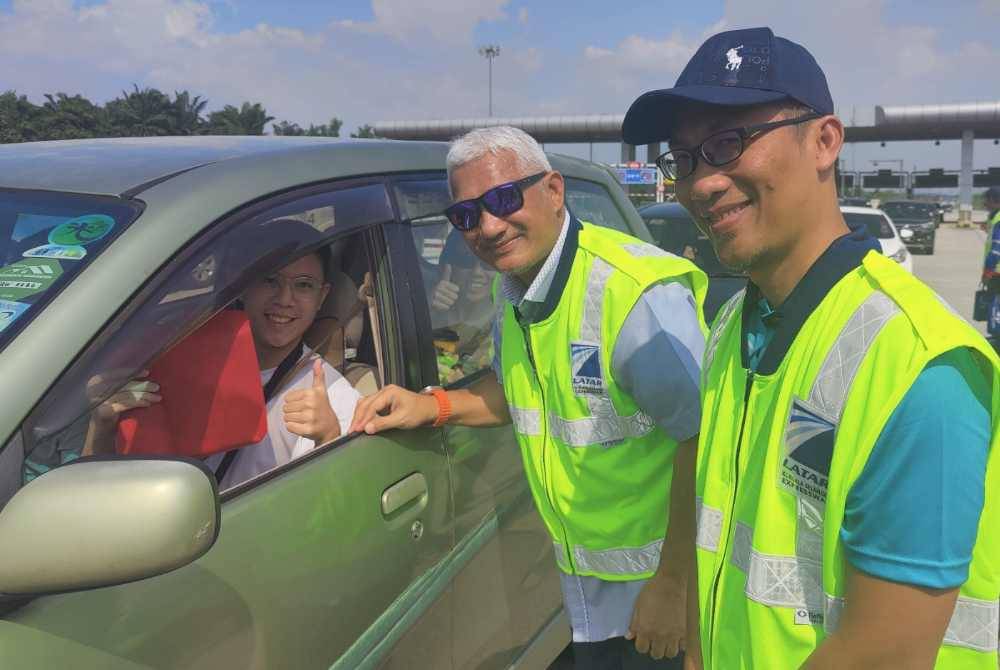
[553,538,664,575]
[698,289,1000,653]
[509,406,541,436]
[704,288,745,372]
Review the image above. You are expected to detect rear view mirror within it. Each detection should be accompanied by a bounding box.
[0,458,219,595]
[900,229,914,240]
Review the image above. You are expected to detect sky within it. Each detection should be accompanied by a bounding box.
[2,0,1000,176]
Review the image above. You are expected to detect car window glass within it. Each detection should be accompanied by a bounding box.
[20,183,392,494]
[0,191,141,350]
[842,212,894,239]
[409,215,496,387]
[563,177,630,233]
[644,214,734,275]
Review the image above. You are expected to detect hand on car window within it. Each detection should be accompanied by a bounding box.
[349,385,437,435]
[282,358,341,446]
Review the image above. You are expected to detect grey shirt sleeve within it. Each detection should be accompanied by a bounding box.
[611,281,706,442]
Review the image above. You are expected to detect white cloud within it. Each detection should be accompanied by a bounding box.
[518,7,528,24]
[511,46,542,72]
[336,0,509,45]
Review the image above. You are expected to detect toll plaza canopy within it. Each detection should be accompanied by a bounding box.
[374,102,1000,144]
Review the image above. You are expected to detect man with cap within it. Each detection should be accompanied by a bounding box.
[623,26,1000,670]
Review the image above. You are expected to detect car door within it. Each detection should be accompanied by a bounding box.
[0,180,455,670]
[390,175,565,669]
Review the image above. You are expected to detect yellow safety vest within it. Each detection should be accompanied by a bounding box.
[696,251,1000,668]
[499,221,707,580]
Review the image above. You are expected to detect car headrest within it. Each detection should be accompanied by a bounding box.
[304,269,365,368]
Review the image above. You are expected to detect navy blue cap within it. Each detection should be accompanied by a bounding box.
[622,27,834,144]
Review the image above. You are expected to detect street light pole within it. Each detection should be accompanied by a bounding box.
[478,44,500,117]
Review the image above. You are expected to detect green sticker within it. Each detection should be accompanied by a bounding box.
[0,259,63,300]
[48,214,115,246]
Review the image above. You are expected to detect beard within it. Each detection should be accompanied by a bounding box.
[713,229,774,274]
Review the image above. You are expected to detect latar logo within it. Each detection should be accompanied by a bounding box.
[780,399,835,504]
[570,342,603,394]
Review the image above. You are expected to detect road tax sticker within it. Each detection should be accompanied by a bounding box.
[0,259,63,301]
[48,214,114,246]
[23,243,87,260]
[0,300,29,333]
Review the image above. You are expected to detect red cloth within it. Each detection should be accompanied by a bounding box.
[117,311,267,457]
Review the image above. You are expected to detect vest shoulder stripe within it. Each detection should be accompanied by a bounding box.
[704,288,746,371]
[807,291,900,423]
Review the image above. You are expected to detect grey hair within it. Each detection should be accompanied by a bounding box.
[446,126,551,188]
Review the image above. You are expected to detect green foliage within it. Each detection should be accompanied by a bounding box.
[351,124,377,138]
[0,86,367,143]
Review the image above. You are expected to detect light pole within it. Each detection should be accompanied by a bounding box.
[478,44,500,117]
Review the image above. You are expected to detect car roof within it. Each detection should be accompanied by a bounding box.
[840,206,885,215]
[0,136,454,197]
[637,202,691,218]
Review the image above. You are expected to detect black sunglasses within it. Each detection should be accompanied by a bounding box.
[656,113,821,181]
[444,171,548,231]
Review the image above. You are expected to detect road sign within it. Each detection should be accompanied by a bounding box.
[862,169,906,189]
[613,167,659,185]
[912,168,958,189]
[974,167,1000,187]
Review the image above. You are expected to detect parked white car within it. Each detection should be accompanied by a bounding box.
[840,205,913,273]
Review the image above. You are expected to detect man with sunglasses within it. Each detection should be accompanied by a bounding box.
[623,27,1000,669]
[352,126,709,668]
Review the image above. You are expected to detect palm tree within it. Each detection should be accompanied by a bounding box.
[171,91,208,135]
[106,85,174,136]
[272,120,306,136]
[350,124,377,138]
[38,93,108,140]
[0,90,43,143]
[206,102,275,135]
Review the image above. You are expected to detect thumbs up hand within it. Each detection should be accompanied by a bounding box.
[283,358,341,446]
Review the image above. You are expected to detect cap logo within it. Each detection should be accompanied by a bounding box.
[725,45,744,72]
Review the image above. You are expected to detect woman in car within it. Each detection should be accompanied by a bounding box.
[84,248,360,489]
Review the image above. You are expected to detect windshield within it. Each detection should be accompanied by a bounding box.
[881,201,936,220]
[843,212,894,239]
[643,215,736,275]
[0,190,141,348]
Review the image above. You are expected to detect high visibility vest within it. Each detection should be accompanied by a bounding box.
[498,222,707,580]
[985,210,1000,266]
[695,250,1000,668]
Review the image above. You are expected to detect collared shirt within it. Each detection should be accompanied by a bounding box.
[492,211,706,641]
[744,228,990,589]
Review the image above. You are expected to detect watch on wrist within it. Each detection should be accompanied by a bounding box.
[420,385,452,427]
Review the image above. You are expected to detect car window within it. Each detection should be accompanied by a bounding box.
[18,182,393,495]
[563,177,630,233]
[407,213,496,387]
[842,212,894,239]
[644,214,735,276]
[881,202,936,219]
[0,190,141,350]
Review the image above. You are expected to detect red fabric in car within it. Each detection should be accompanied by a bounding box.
[116,310,267,457]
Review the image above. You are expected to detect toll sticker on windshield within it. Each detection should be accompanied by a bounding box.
[0,259,63,301]
[48,214,115,247]
[23,244,87,261]
[0,300,29,333]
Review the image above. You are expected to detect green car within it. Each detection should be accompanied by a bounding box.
[0,137,654,669]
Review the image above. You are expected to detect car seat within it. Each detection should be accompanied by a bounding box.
[304,269,380,396]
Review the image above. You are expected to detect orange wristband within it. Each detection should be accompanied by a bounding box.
[427,387,452,427]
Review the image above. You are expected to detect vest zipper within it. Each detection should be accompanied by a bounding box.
[708,370,754,656]
[521,322,575,573]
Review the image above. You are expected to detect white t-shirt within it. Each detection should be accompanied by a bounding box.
[206,352,361,489]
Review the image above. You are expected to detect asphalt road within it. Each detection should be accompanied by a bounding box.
[911,225,987,336]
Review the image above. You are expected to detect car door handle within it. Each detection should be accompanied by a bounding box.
[381,473,427,516]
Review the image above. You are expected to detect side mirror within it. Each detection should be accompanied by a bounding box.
[0,458,219,595]
[900,228,914,240]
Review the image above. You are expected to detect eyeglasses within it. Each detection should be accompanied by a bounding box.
[253,273,325,299]
[444,171,547,231]
[656,113,821,181]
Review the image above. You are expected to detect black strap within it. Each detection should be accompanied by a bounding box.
[215,342,305,482]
